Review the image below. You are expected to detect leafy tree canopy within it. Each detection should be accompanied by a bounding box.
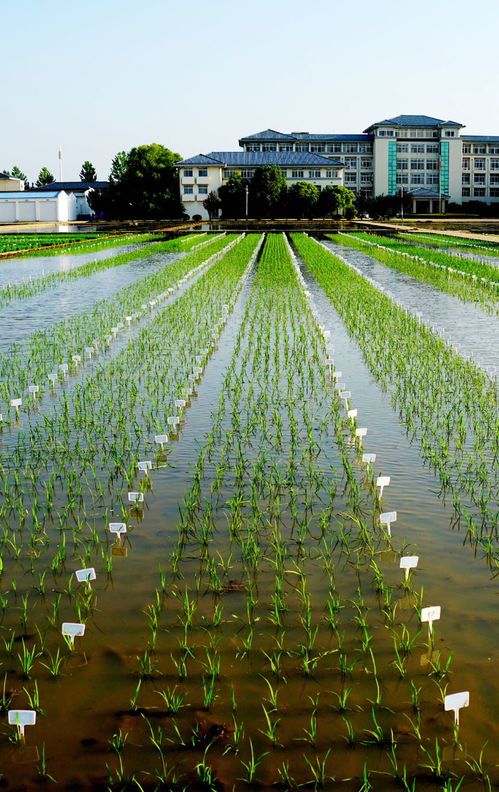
[11,165,28,184]
[318,185,356,218]
[80,160,97,182]
[97,144,183,219]
[287,181,319,218]
[218,173,247,218]
[36,167,55,187]
[250,165,287,218]
[109,151,128,184]
[203,191,221,219]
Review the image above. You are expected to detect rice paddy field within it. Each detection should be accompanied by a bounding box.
[0,229,496,791]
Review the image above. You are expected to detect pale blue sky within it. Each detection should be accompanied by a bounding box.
[2,0,499,183]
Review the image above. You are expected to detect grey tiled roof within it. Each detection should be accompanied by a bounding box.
[238,130,372,144]
[364,114,463,132]
[461,135,499,142]
[292,133,372,141]
[409,187,450,198]
[177,152,343,167]
[175,154,227,166]
[239,129,297,142]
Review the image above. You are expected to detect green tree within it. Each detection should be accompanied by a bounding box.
[101,144,183,219]
[317,185,356,218]
[109,151,128,184]
[287,181,319,218]
[79,160,97,182]
[203,191,221,219]
[104,143,183,218]
[218,173,247,218]
[360,191,411,219]
[11,166,29,189]
[36,167,55,187]
[250,165,287,218]
[1,166,29,189]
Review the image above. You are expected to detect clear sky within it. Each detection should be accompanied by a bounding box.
[2,0,499,183]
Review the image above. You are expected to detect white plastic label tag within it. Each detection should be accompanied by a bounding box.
[75,568,96,583]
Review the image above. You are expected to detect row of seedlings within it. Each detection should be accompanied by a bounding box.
[0,234,237,426]
[292,233,498,570]
[333,233,498,314]
[94,234,484,791]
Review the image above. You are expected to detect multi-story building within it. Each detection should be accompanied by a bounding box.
[178,115,499,219]
[176,150,344,220]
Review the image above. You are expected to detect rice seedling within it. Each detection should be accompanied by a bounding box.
[238,738,269,784]
[36,742,57,783]
[334,232,498,313]
[0,230,493,790]
[302,748,334,789]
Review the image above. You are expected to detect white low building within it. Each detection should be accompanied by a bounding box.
[0,172,24,192]
[0,190,76,223]
[176,151,345,220]
[33,181,109,218]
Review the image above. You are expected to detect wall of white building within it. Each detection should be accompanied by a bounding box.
[180,166,345,220]
[373,138,389,196]
[181,166,223,220]
[0,177,24,192]
[0,192,76,223]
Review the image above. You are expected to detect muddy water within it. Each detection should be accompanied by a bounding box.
[0,235,496,790]
[323,236,499,372]
[0,243,147,287]
[296,249,498,713]
[0,251,186,352]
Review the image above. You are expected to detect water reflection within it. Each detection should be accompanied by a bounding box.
[0,252,184,353]
[323,238,499,370]
[0,243,145,287]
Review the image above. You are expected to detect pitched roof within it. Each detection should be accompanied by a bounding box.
[177,151,343,168]
[461,135,499,142]
[175,153,228,166]
[292,133,372,141]
[0,172,22,180]
[364,114,463,132]
[238,131,373,144]
[409,187,450,198]
[239,129,297,142]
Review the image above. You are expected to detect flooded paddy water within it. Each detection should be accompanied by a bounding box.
[0,243,148,289]
[0,232,496,790]
[0,250,187,352]
[321,236,499,371]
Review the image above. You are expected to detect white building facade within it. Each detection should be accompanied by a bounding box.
[0,172,24,192]
[176,151,344,220]
[0,191,76,223]
[236,115,499,213]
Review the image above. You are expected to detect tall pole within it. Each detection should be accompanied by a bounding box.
[58,147,63,182]
[245,185,249,222]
